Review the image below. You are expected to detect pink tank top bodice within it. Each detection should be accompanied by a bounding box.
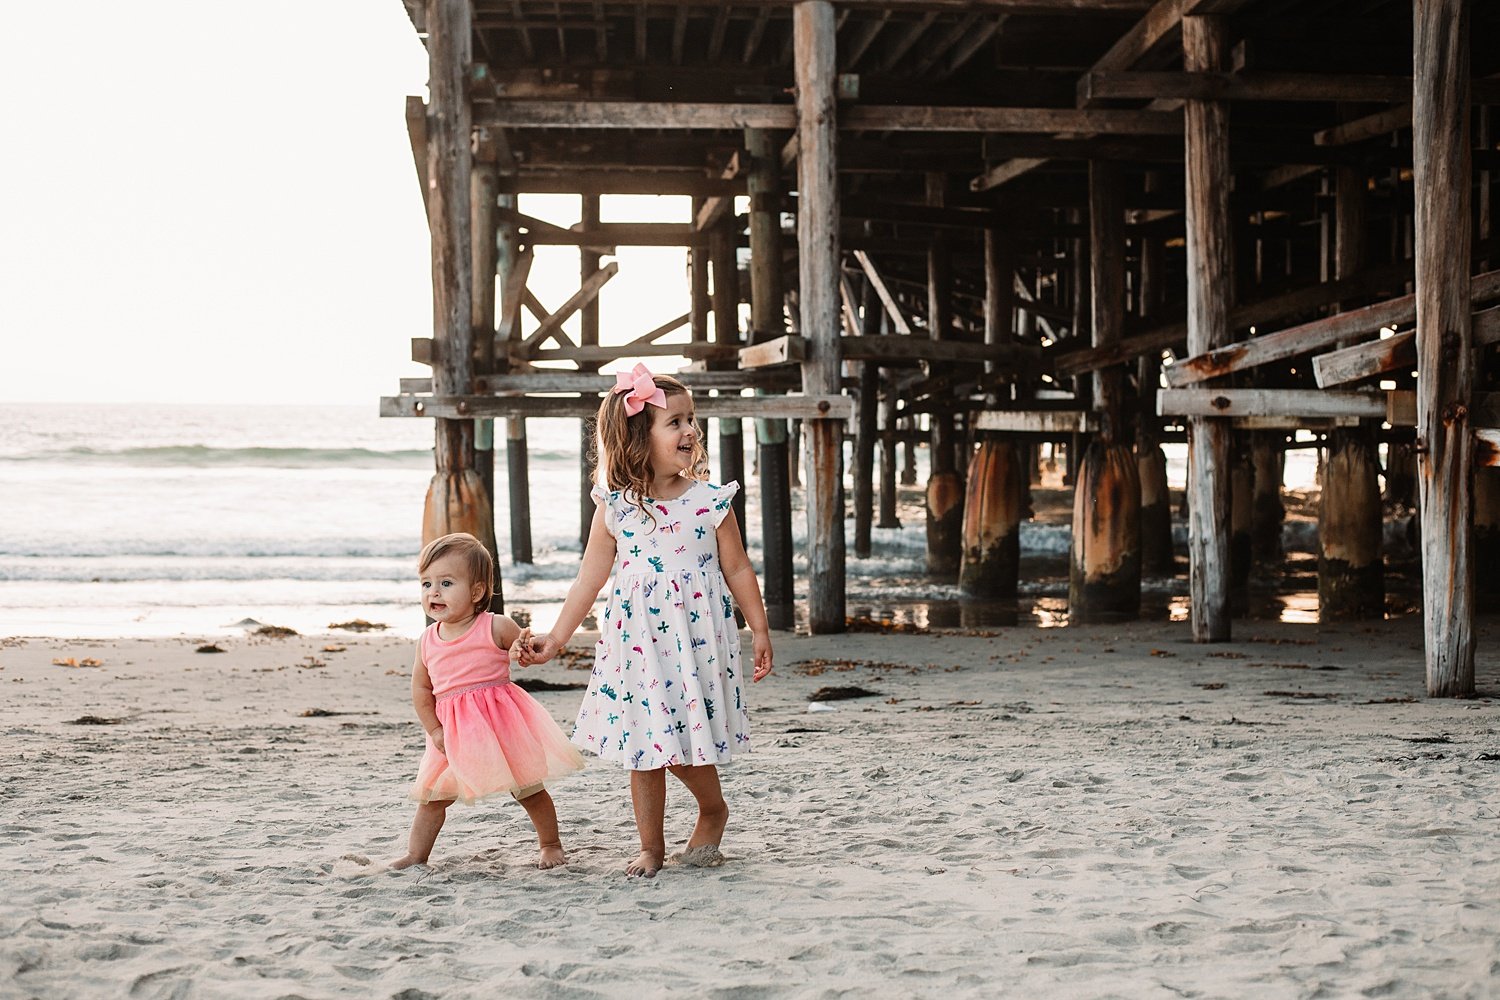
[420,611,511,696]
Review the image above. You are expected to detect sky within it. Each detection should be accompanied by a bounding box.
[0,1,692,406]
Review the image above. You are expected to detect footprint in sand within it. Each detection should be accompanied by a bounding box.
[332,853,390,878]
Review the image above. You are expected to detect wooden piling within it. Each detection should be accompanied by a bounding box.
[878,372,901,529]
[1250,433,1285,566]
[1413,0,1474,695]
[1183,14,1233,642]
[470,155,503,607]
[1477,468,1500,598]
[852,280,880,558]
[580,194,601,550]
[711,218,747,544]
[960,439,1024,598]
[745,127,794,630]
[422,0,497,571]
[794,0,845,634]
[1135,184,1174,577]
[1071,160,1140,619]
[925,172,963,578]
[1319,167,1383,619]
[1230,439,1253,610]
[496,192,532,565]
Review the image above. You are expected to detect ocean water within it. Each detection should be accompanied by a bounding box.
[0,402,1342,640]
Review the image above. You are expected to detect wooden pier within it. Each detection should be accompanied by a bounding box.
[387,0,1498,696]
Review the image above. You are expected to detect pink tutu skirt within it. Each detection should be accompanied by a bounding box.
[409,680,586,805]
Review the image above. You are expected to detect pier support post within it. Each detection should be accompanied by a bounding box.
[1183,14,1233,641]
[1230,438,1253,611]
[422,0,497,574]
[878,371,901,529]
[745,127,794,630]
[794,0,845,634]
[1413,0,1474,695]
[496,192,531,565]
[925,173,963,579]
[1071,160,1141,621]
[1250,433,1284,567]
[961,229,1024,597]
[471,152,503,608]
[711,217,747,545]
[580,195,601,550]
[1320,167,1384,619]
[853,280,880,558]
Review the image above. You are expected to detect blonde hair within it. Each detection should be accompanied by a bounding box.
[417,532,493,615]
[592,373,708,523]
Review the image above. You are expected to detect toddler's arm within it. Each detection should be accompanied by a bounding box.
[532,505,616,663]
[411,649,446,754]
[716,510,774,682]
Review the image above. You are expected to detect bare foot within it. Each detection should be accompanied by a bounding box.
[386,853,428,870]
[686,801,729,853]
[538,843,567,869]
[669,844,725,868]
[625,850,664,878]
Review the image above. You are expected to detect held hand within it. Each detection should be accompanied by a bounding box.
[751,631,773,682]
[428,725,446,755]
[527,633,562,665]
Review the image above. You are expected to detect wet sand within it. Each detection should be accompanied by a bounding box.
[3,616,1498,998]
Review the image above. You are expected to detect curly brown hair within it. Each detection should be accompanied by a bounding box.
[592,373,708,525]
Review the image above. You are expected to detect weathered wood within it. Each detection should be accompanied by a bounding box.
[626,312,691,347]
[972,410,1099,434]
[853,281,881,558]
[1166,270,1500,387]
[405,96,430,211]
[383,394,854,421]
[1313,104,1412,146]
[476,101,1182,136]
[524,223,708,247]
[1082,71,1500,104]
[960,439,1025,598]
[1158,388,1387,419]
[1089,160,1128,442]
[795,1,846,634]
[1476,429,1500,468]
[925,173,964,580]
[1249,432,1284,567]
[1414,0,1475,696]
[523,342,740,363]
[844,336,1040,366]
[1311,332,1414,388]
[1319,432,1384,620]
[1070,442,1143,621]
[853,251,914,335]
[1183,13,1232,642]
[739,334,807,368]
[1053,262,1412,378]
[711,218,748,545]
[518,261,619,353]
[578,195,602,550]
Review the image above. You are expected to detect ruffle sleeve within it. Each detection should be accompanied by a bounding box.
[706,480,740,528]
[590,483,618,537]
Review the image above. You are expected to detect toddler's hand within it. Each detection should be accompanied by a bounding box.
[751,632,773,683]
[428,725,446,755]
[509,628,534,666]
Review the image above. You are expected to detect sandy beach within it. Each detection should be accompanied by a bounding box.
[3,616,1499,999]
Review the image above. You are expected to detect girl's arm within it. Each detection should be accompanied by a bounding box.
[490,613,523,651]
[716,510,774,682]
[411,648,445,753]
[531,505,616,661]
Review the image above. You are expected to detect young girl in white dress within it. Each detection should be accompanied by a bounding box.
[514,363,774,877]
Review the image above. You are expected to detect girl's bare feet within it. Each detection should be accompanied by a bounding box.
[626,849,664,878]
[538,842,567,869]
[386,852,427,870]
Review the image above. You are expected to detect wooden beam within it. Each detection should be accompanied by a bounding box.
[1313,105,1411,146]
[1387,392,1500,430]
[1157,388,1387,419]
[739,333,808,368]
[523,223,708,247]
[475,101,1181,136]
[1082,72,1500,104]
[382,393,853,421]
[1311,332,1414,388]
[497,246,533,340]
[1165,269,1500,387]
[405,96,429,211]
[972,410,1099,433]
[403,371,802,394]
[518,342,740,363]
[852,251,914,334]
[1476,429,1500,468]
[518,261,619,353]
[843,335,1040,366]
[626,312,691,346]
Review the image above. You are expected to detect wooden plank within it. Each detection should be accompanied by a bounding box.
[497,246,533,340]
[523,223,708,247]
[1387,393,1500,430]
[1476,429,1500,468]
[404,96,429,212]
[382,394,854,421]
[972,410,1099,433]
[1157,388,1387,419]
[843,335,1041,366]
[1414,0,1475,695]
[740,334,808,368]
[518,261,619,352]
[1166,269,1500,387]
[1313,104,1412,146]
[402,370,802,394]
[852,251,913,334]
[476,101,1181,136]
[1312,331,1414,388]
[626,311,691,346]
[1083,71,1433,104]
[520,342,740,363]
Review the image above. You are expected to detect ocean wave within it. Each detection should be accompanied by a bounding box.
[3,445,435,468]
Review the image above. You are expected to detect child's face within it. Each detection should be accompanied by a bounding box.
[420,551,483,625]
[646,393,698,481]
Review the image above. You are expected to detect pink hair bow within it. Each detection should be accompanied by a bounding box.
[612,362,667,416]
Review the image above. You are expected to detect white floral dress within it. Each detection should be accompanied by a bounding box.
[573,479,752,770]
